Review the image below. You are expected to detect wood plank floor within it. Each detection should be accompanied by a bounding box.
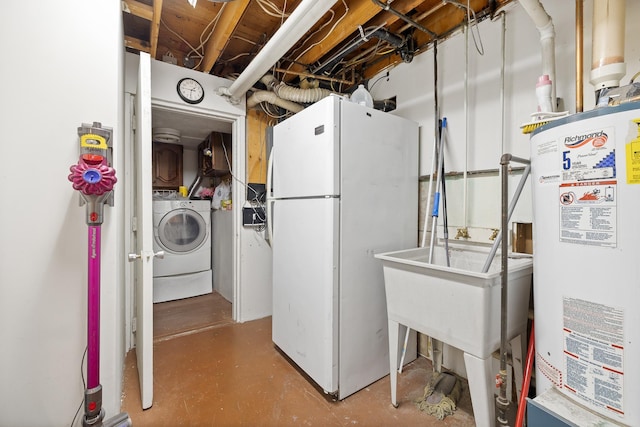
[121,292,477,426]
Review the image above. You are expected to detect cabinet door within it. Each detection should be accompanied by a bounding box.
[152,142,183,189]
[198,132,231,177]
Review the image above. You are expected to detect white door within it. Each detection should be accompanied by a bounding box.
[132,52,154,409]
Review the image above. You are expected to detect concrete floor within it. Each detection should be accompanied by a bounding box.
[121,292,478,426]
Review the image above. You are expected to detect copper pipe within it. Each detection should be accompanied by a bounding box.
[397,2,447,34]
[576,0,584,112]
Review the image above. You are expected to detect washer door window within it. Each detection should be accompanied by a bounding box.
[157,208,207,253]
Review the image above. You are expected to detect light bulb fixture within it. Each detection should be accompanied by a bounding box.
[187,0,197,7]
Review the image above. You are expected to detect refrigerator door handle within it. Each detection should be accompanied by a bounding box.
[266,146,275,244]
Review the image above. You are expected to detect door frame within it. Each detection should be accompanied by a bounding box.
[122,82,246,408]
[148,98,245,322]
[124,99,245,325]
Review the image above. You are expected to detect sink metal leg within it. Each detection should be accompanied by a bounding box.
[463,352,495,427]
[431,338,443,373]
[510,333,525,403]
[388,319,400,408]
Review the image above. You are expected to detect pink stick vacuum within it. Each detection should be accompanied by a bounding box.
[69,122,131,427]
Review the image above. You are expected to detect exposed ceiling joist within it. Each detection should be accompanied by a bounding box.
[201,0,252,73]
[122,0,154,20]
[286,0,381,76]
[122,0,512,96]
[125,35,151,52]
[150,0,164,58]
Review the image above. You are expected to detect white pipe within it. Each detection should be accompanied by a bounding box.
[500,12,506,155]
[218,0,338,101]
[261,74,333,104]
[463,6,469,230]
[590,0,626,91]
[246,90,304,113]
[420,43,440,249]
[519,0,557,111]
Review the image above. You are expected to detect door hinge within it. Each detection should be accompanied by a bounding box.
[132,216,138,232]
[132,317,137,333]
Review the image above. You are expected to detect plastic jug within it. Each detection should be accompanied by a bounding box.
[351,84,373,108]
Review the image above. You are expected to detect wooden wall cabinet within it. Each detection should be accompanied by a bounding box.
[198,132,231,177]
[152,142,183,189]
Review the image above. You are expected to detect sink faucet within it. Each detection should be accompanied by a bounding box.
[489,228,499,240]
[455,227,470,239]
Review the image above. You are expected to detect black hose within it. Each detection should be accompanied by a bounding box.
[312,28,404,75]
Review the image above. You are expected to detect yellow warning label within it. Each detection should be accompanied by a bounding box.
[626,142,640,183]
[627,119,640,184]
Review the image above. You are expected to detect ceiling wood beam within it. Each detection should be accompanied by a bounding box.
[122,0,154,21]
[200,0,252,73]
[286,0,380,75]
[150,0,164,59]
[125,35,151,52]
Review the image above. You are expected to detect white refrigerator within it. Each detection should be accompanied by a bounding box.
[270,94,418,399]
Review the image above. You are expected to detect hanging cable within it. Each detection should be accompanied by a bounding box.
[443,0,484,55]
[287,0,349,75]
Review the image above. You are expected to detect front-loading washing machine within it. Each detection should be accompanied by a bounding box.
[152,199,212,303]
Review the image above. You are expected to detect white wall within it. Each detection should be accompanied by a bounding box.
[0,2,124,426]
[374,0,640,241]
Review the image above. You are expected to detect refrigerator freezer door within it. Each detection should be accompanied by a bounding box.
[272,197,339,394]
[337,100,419,399]
[272,96,340,199]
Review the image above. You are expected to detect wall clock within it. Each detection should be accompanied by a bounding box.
[177,77,205,104]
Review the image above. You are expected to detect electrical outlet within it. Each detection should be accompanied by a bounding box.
[243,206,266,226]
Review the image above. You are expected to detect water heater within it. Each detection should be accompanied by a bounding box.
[529,102,640,425]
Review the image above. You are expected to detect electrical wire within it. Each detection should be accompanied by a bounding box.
[444,0,484,55]
[220,52,252,64]
[288,9,335,61]
[160,4,226,69]
[193,5,227,68]
[231,35,259,46]
[256,0,290,18]
[259,102,291,119]
[288,0,349,72]
[368,71,390,93]
[70,347,88,427]
[219,134,269,232]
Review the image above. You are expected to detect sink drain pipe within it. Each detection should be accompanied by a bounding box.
[495,153,531,426]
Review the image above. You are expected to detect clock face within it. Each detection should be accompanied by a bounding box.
[177,78,204,104]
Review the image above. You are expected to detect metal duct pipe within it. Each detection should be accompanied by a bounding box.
[217,0,338,102]
[312,27,404,75]
[519,0,557,111]
[370,0,437,38]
